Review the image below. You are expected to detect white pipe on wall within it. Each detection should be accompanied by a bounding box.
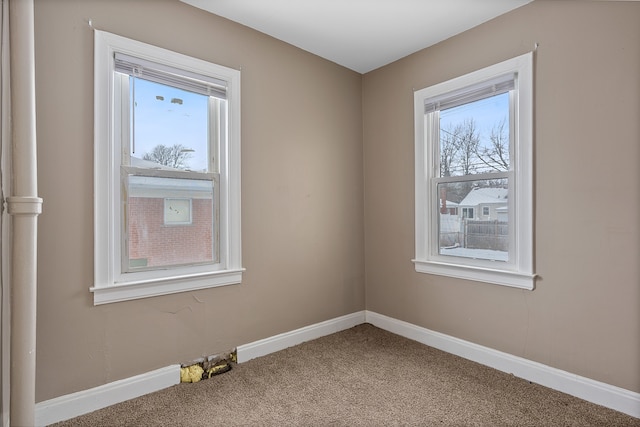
[1,2,12,425]
[6,0,42,425]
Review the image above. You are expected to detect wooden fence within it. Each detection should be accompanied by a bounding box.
[464,220,508,251]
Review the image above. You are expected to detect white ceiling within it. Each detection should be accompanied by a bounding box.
[180,0,533,74]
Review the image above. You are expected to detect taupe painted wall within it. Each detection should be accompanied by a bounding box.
[34,0,364,401]
[363,0,640,393]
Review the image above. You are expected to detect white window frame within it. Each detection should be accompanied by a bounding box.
[413,53,535,290]
[92,30,243,304]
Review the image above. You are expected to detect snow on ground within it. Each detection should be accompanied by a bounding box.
[440,247,508,262]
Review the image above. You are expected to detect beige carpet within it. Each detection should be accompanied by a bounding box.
[52,324,639,426]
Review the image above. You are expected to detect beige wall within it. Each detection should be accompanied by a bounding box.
[34,0,364,401]
[363,0,640,393]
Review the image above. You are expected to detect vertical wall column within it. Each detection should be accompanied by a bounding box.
[7,0,42,426]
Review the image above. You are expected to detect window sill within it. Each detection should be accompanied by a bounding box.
[412,259,535,290]
[90,268,245,305]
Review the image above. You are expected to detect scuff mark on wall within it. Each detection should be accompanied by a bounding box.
[160,306,194,315]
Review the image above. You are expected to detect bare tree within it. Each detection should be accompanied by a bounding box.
[475,117,509,172]
[143,144,192,170]
[440,117,510,204]
[438,120,479,203]
[456,118,480,176]
[440,123,462,177]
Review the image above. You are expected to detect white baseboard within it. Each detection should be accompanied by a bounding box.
[236,311,366,363]
[365,311,640,419]
[32,310,640,424]
[32,312,366,426]
[34,365,180,427]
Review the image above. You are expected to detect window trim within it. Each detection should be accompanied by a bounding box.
[92,30,243,304]
[413,53,535,290]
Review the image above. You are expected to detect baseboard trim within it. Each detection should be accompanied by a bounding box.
[33,312,366,426]
[236,311,366,363]
[34,364,180,427]
[365,311,640,419]
[33,310,639,424]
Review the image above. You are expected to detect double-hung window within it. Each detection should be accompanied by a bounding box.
[92,31,242,304]
[413,53,535,289]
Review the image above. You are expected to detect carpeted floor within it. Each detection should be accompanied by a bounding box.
[52,324,640,426]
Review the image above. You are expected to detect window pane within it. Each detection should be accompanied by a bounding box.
[125,175,215,270]
[437,178,509,262]
[439,92,510,177]
[130,77,210,172]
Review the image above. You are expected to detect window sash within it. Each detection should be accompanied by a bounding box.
[432,171,510,184]
[122,165,216,181]
[121,166,221,274]
[427,96,515,267]
[426,83,514,265]
[115,62,223,276]
[434,175,512,263]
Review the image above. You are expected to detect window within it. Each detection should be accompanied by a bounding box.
[413,53,535,289]
[92,31,242,304]
[164,199,192,225]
